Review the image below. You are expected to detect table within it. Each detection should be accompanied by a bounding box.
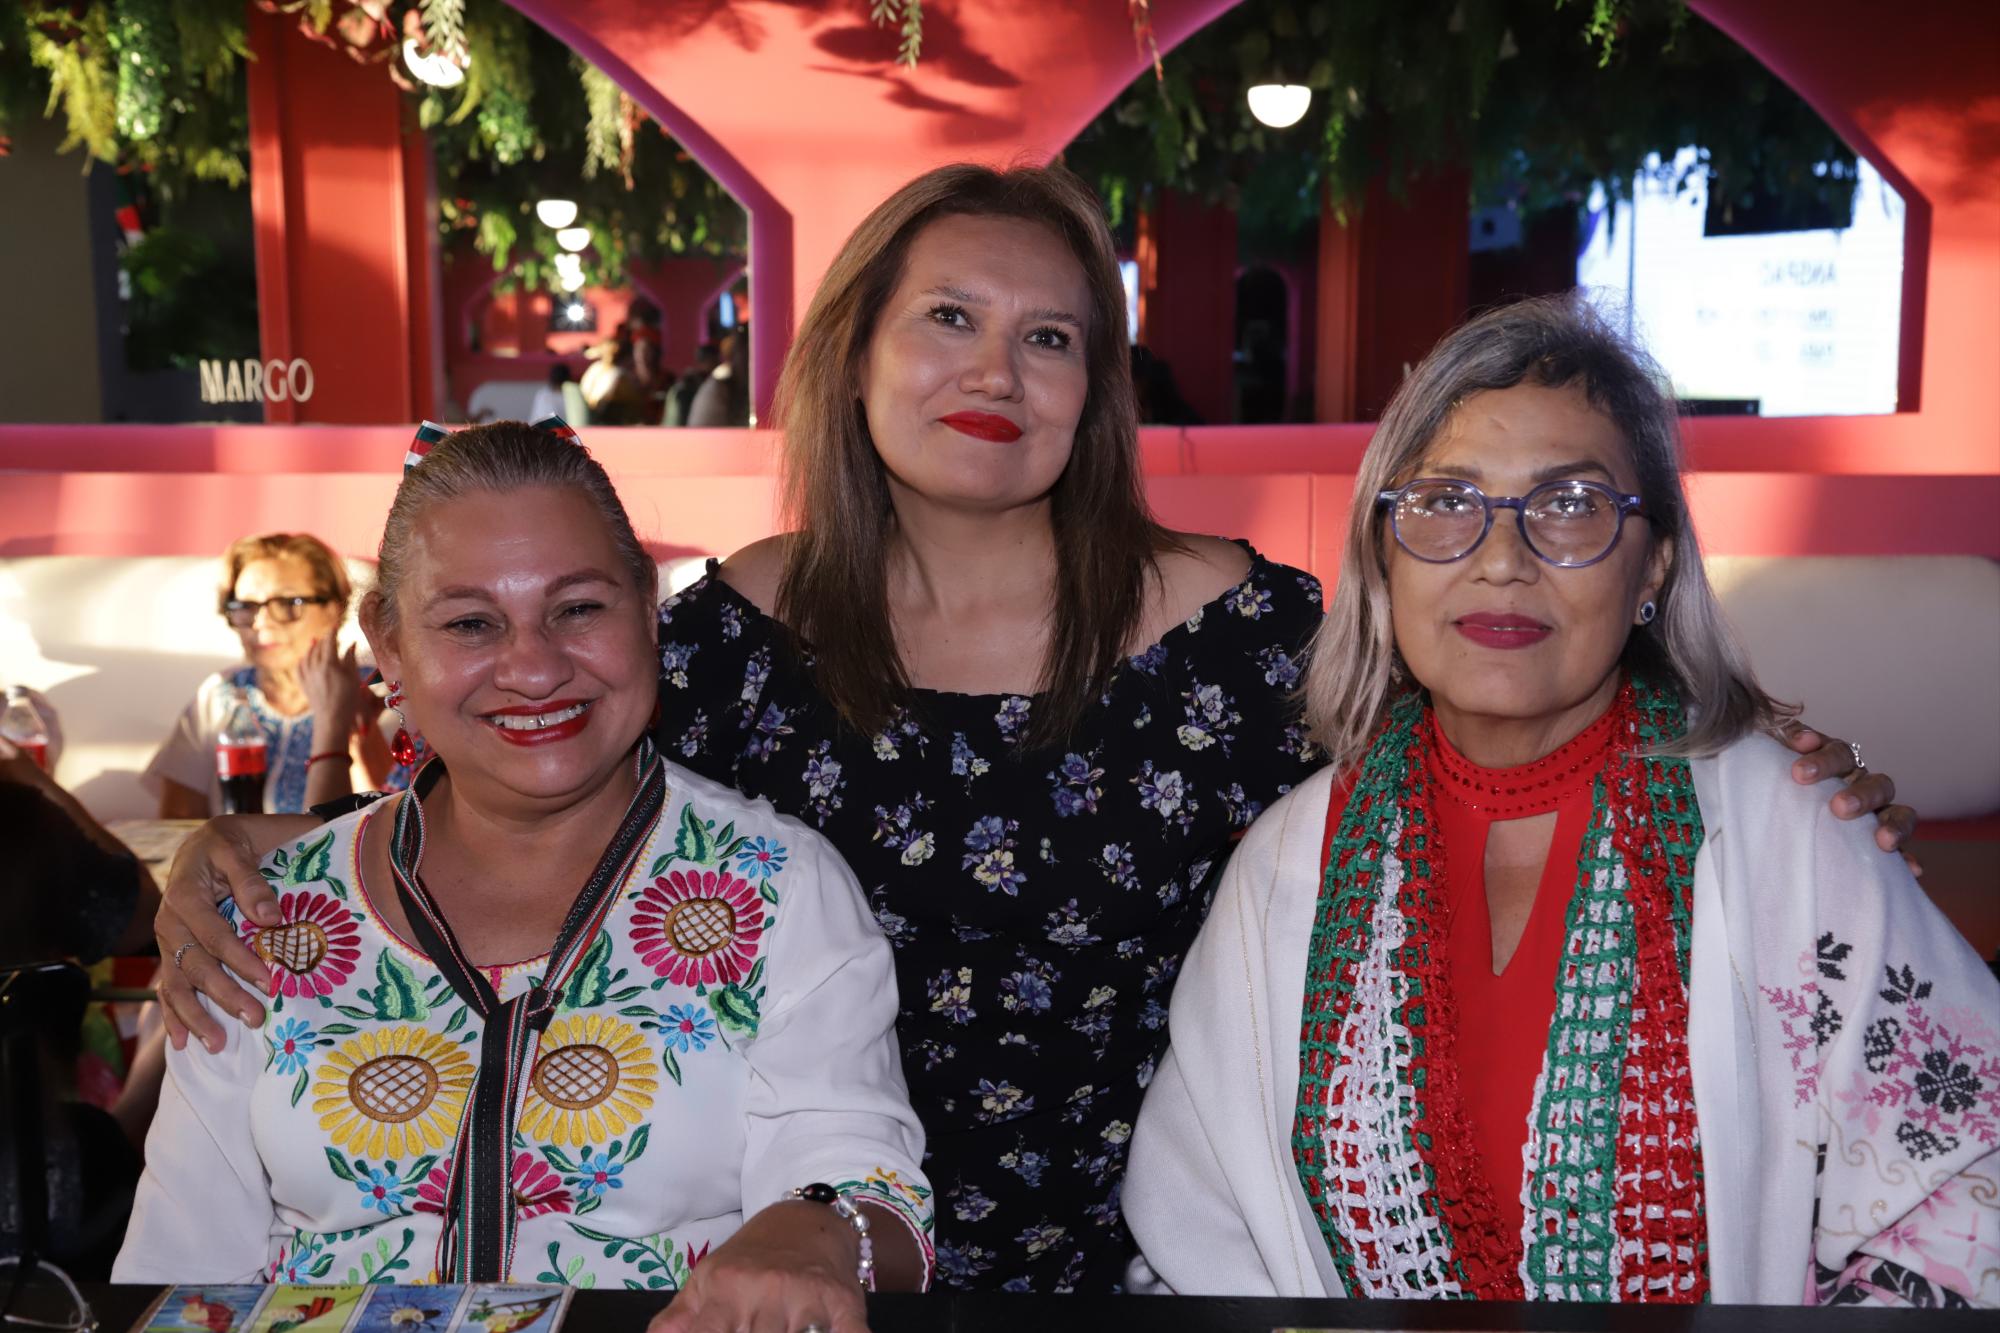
[67,1286,1996,1332]
[104,818,205,877]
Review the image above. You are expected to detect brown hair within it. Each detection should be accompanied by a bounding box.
[772,161,1177,748]
[218,533,352,619]
[1306,292,1794,770]
[365,421,657,631]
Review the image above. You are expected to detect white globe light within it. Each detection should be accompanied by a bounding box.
[557,267,587,293]
[1246,83,1311,129]
[555,226,592,253]
[565,303,588,322]
[402,38,466,90]
[535,199,579,229]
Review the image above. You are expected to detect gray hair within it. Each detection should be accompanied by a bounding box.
[366,420,658,632]
[1305,291,1794,771]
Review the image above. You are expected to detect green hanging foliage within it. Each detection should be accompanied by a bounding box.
[579,61,627,185]
[25,3,119,163]
[1065,0,1858,251]
[870,0,923,69]
[449,2,540,166]
[110,0,172,141]
[420,0,466,63]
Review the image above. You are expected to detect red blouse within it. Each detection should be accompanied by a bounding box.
[1424,704,1619,1247]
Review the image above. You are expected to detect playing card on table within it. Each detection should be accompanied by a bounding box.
[448,1285,571,1333]
[347,1285,470,1331]
[244,1285,369,1333]
[132,1285,271,1333]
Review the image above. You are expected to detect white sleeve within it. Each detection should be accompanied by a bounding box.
[111,996,277,1282]
[1124,1043,1279,1296]
[143,680,217,800]
[736,827,934,1279]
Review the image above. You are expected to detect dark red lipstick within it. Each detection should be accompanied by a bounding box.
[1453,613,1553,650]
[939,411,1024,443]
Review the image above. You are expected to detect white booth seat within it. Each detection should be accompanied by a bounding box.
[0,554,713,820]
[3,553,1996,824]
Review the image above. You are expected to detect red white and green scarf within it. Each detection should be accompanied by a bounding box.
[1291,678,1709,1302]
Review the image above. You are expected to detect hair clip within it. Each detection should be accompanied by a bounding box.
[405,420,449,473]
[533,415,583,447]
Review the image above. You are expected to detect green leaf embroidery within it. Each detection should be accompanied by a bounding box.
[661,1045,683,1086]
[323,1148,356,1182]
[443,1005,470,1034]
[319,1022,358,1036]
[672,802,712,864]
[710,983,761,1039]
[539,1145,577,1175]
[286,832,333,884]
[624,1124,650,1164]
[290,1068,309,1107]
[563,933,613,1010]
[367,950,429,1022]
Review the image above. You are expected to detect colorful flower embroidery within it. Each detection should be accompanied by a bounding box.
[313,1025,474,1160]
[662,1004,717,1054]
[732,836,788,881]
[629,869,768,986]
[415,1151,573,1221]
[519,1013,660,1147]
[242,889,362,999]
[267,1017,322,1076]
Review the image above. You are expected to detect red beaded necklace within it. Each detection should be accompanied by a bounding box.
[1425,702,1620,820]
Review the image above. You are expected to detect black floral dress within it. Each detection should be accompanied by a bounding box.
[653,543,1323,1291]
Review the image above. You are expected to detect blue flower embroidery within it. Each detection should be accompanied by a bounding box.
[663,1004,717,1054]
[734,836,789,880]
[355,1165,405,1216]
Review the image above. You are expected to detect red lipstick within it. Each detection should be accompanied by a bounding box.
[1454,613,1552,650]
[481,698,593,746]
[939,411,1023,443]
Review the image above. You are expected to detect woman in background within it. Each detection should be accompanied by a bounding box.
[146,533,393,816]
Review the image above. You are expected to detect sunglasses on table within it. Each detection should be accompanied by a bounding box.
[220,595,336,628]
[1376,477,1647,568]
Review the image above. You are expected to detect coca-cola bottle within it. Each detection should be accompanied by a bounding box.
[1,686,50,770]
[215,685,269,815]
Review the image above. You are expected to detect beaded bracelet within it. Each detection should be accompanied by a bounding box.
[788,1183,875,1291]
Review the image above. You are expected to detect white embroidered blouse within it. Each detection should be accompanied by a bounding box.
[114,760,934,1288]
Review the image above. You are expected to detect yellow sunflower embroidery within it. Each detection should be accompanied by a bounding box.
[313,1025,474,1160]
[518,1012,658,1147]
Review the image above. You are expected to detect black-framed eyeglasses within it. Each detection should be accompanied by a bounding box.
[1375,477,1646,568]
[220,595,334,628]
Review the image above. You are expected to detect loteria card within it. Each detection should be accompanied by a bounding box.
[348,1286,471,1331]
[133,1286,272,1333]
[448,1285,571,1333]
[245,1286,369,1333]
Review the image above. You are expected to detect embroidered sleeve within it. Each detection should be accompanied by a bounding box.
[654,567,777,787]
[1776,810,2000,1308]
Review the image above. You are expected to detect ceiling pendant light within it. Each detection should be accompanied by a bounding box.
[1246,83,1311,129]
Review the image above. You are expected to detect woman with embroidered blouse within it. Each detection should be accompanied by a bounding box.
[1122,295,1999,1307]
[152,165,1910,1295]
[115,423,934,1330]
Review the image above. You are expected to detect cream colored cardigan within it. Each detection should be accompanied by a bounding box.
[1125,733,2000,1306]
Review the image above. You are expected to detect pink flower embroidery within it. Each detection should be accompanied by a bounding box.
[629,869,767,987]
[415,1152,572,1220]
[241,890,361,998]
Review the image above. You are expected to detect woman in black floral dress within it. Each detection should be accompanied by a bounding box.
[157,163,1910,1296]
[653,545,1320,1290]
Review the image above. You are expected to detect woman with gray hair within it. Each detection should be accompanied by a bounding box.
[1123,294,1998,1307]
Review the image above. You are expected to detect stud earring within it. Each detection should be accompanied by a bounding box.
[1637,600,1658,626]
[385,681,417,767]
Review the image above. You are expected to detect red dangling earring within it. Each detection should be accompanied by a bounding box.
[386,681,417,767]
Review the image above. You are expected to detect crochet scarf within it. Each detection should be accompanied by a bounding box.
[1291,678,1709,1302]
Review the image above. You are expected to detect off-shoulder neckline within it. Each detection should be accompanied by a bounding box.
[684,540,1298,705]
